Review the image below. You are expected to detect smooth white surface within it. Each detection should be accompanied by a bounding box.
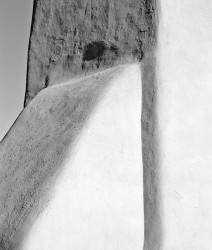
[22,64,143,250]
[158,1,212,249]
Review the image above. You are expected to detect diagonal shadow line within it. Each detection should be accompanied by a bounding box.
[0,66,123,250]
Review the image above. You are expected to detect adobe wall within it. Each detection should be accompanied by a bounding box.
[158,1,212,248]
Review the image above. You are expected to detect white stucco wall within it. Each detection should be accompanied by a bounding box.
[158,1,212,249]
[22,64,143,250]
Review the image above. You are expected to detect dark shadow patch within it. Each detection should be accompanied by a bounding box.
[81,41,119,70]
[83,41,107,62]
[110,45,118,55]
[44,75,49,88]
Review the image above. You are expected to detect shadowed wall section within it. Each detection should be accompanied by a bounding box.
[141,0,161,249]
[24,0,155,106]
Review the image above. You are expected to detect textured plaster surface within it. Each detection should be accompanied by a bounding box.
[0,65,126,249]
[0,0,159,249]
[158,0,212,249]
[25,1,159,248]
[25,0,155,106]
[22,64,143,250]
[141,1,160,249]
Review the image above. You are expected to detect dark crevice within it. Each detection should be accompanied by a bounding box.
[44,75,49,88]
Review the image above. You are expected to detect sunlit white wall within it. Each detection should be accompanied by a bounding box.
[22,64,144,250]
[158,0,212,249]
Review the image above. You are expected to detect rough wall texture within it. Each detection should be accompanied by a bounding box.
[141,1,160,249]
[0,67,123,250]
[23,0,159,249]
[24,0,155,106]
